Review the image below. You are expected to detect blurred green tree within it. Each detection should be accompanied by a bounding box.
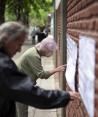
[5,0,53,26]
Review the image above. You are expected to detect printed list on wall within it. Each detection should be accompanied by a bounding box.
[65,34,77,91]
[79,35,95,117]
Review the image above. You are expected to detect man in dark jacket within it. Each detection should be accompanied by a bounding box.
[31,26,48,43]
[0,22,79,117]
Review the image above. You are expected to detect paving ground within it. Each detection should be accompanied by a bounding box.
[13,43,57,117]
[28,56,57,117]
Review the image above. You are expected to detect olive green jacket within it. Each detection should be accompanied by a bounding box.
[16,47,51,83]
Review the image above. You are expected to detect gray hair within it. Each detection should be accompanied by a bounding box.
[40,35,57,51]
[0,21,28,47]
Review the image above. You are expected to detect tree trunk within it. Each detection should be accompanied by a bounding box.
[0,0,6,24]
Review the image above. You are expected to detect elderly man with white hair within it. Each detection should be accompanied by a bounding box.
[16,35,65,85]
[16,35,66,117]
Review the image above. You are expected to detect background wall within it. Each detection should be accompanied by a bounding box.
[55,0,98,117]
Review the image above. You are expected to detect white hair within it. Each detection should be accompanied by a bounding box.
[40,35,57,51]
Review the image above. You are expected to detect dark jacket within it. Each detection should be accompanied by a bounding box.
[0,49,70,117]
[32,31,47,42]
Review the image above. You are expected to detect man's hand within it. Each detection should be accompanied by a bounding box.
[54,64,67,72]
[49,64,67,76]
[68,91,80,100]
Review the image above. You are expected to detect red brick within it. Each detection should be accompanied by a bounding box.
[94,108,98,117]
[94,19,98,31]
[67,0,79,12]
[67,2,98,23]
[67,0,95,18]
[56,0,98,117]
[95,79,98,93]
[95,65,98,78]
[96,50,98,63]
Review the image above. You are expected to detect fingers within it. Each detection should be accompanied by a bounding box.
[57,64,67,69]
[57,66,65,71]
[68,91,80,100]
[55,64,67,72]
[59,64,67,67]
[63,64,67,67]
[73,92,80,99]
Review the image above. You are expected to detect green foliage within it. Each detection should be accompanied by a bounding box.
[29,0,53,26]
[5,3,16,21]
[5,0,53,26]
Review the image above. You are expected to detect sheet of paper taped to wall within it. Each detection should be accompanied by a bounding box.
[79,35,95,117]
[55,0,61,9]
[65,34,77,90]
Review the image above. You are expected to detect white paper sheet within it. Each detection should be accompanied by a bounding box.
[65,34,77,90]
[79,35,95,117]
[55,0,61,9]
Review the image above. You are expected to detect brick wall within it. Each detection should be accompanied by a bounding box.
[55,3,64,89]
[55,0,98,117]
[67,0,98,117]
[67,0,98,38]
[55,3,65,117]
